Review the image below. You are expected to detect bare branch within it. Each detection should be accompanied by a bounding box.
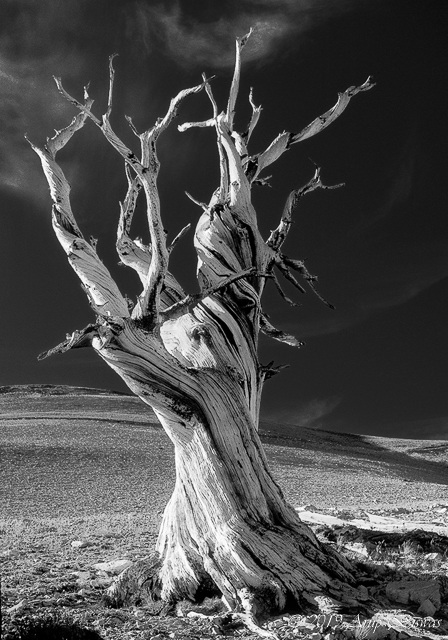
[282,256,335,309]
[231,131,248,157]
[185,191,207,210]
[115,169,185,306]
[168,224,191,254]
[125,115,140,137]
[106,53,119,120]
[55,65,207,324]
[243,87,262,145]
[259,315,305,348]
[53,77,102,126]
[275,261,306,294]
[267,165,344,251]
[28,117,130,318]
[120,167,142,233]
[116,173,147,283]
[216,114,251,212]
[260,361,290,381]
[253,176,272,188]
[202,74,229,201]
[161,267,265,321]
[178,118,215,133]
[54,65,205,323]
[37,323,100,360]
[226,29,253,130]
[54,76,144,176]
[270,270,301,307]
[127,79,206,322]
[252,76,375,181]
[306,278,335,309]
[151,80,206,139]
[201,73,219,118]
[45,97,94,159]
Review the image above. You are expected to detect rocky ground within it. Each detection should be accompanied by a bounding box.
[1,386,447,639]
[2,504,448,640]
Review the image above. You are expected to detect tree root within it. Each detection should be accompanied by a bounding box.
[233,612,280,639]
[186,609,280,640]
[103,555,166,610]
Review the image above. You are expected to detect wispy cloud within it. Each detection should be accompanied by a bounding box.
[130,0,369,69]
[360,246,448,313]
[0,54,82,203]
[265,395,342,426]
[350,130,418,237]
[0,0,87,203]
[129,5,290,69]
[0,0,372,203]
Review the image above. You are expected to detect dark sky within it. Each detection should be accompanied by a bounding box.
[1,0,447,439]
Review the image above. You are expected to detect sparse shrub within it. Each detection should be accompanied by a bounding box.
[7,613,102,640]
[399,540,421,557]
[353,619,374,640]
[371,540,388,561]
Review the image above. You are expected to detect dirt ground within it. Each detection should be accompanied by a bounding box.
[1,386,447,639]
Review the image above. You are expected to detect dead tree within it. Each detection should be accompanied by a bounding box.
[30,32,373,627]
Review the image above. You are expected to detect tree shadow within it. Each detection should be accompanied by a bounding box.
[259,421,448,486]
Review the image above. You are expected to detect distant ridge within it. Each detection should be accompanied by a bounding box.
[0,384,132,397]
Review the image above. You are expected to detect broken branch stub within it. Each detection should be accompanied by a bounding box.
[38,324,100,360]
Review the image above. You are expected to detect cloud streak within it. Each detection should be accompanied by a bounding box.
[265,395,342,426]
[0,53,82,203]
[0,0,88,203]
[131,0,369,69]
[0,0,372,202]
[349,130,418,238]
[0,0,145,205]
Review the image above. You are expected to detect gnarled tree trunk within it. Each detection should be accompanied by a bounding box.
[30,32,373,624]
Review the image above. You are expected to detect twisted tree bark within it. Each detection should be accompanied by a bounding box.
[30,32,374,627]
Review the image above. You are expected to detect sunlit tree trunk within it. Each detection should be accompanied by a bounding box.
[30,33,373,626]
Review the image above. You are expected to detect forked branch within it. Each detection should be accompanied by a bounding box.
[250,76,375,182]
[53,58,206,324]
[35,39,373,362]
[280,256,335,309]
[27,100,129,318]
[261,166,343,309]
[161,267,267,321]
[116,166,187,308]
[267,165,344,251]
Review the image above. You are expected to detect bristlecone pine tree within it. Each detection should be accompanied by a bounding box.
[30,32,374,630]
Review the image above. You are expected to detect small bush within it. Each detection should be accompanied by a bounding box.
[7,612,102,640]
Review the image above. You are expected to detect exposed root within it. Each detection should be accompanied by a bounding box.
[104,554,165,610]
[182,606,280,640]
[233,612,280,639]
[106,566,280,638]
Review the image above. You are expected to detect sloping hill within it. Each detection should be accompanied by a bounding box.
[0,384,132,396]
[1,385,446,519]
